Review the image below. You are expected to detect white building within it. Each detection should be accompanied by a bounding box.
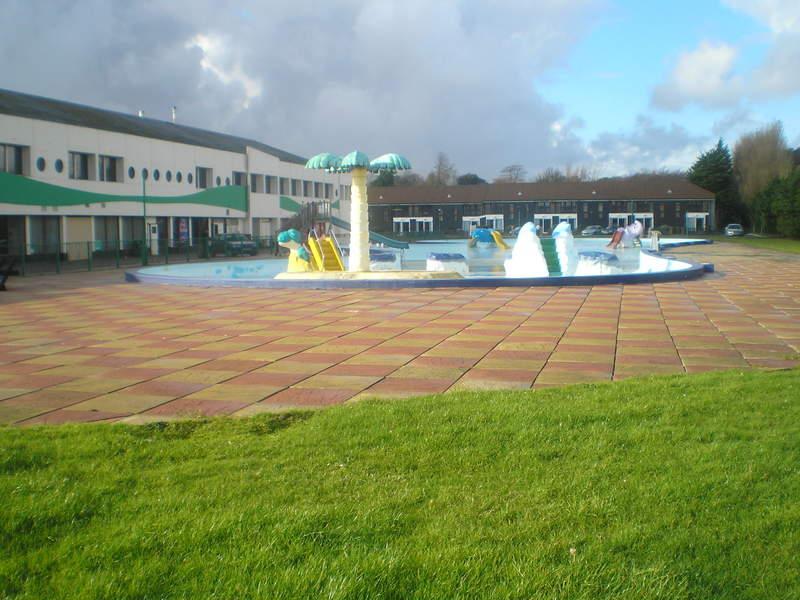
[0,88,350,259]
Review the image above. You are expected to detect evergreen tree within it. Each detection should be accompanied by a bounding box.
[370,171,395,187]
[456,173,487,185]
[687,139,743,227]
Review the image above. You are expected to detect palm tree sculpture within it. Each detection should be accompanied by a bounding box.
[306,151,411,272]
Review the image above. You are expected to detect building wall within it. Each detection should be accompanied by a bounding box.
[370,197,715,234]
[0,113,350,247]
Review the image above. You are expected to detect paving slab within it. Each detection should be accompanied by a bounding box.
[1,242,799,423]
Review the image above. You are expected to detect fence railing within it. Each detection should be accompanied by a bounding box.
[1,236,277,276]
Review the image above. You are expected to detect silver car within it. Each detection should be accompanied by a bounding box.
[724,224,744,237]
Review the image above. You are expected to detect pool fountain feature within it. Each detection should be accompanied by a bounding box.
[504,223,549,278]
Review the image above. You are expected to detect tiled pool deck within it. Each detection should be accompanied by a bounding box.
[1,243,798,425]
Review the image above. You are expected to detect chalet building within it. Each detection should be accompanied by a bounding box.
[368,177,715,235]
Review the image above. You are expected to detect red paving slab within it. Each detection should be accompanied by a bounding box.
[0,243,799,424]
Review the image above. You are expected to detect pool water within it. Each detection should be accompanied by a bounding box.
[135,237,700,282]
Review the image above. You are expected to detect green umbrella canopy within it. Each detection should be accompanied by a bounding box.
[305,153,342,171]
[369,153,411,173]
[338,150,371,172]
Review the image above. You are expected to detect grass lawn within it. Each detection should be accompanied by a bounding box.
[706,234,800,254]
[2,369,799,599]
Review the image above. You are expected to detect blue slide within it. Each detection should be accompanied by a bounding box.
[329,215,409,250]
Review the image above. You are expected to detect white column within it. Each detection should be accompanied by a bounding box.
[348,167,369,272]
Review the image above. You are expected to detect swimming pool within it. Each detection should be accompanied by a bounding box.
[126,237,712,288]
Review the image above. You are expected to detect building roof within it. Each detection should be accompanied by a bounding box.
[369,176,714,205]
[0,88,306,165]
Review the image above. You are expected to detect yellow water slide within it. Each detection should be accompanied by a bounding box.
[307,236,345,271]
[491,230,510,249]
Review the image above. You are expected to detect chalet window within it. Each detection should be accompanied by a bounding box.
[232,171,246,186]
[264,175,273,194]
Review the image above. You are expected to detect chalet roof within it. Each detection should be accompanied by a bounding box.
[368,176,714,205]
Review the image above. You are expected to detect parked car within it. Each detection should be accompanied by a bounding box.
[581,225,604,236]
[209,233,258,256]
[601,225,617,235]
[724,223,745,237]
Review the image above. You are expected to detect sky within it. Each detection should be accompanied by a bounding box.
[1,0,798,180]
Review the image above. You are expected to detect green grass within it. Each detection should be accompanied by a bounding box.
[706,234,800,254]
[1,369,799,599]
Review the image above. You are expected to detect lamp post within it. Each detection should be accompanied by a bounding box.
[141,168,149,263]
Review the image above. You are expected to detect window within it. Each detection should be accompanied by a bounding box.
[36,157,46,172]
[0,143,25,174]
[291,179,299,195]
[196,167,210,189]
[98,155,121,182]
[94,216,119,246]
[187,172,193,185]
[176,171,182,183]
[325,183,332,199]
[280,177,289,195]
[27,216,60,252]
[128,166,136,179]
[303,180,312,196]
[166,170,172,182]
[142,168,149,180]
[250,173,263,193]
[215,176,221,186]
[233,171,246,186]
[264,175,273,194]
[314,182,322,198]
[55,159,64,173]
[225,177,230,186]
[153,169,160,181]
[69,151,91,180]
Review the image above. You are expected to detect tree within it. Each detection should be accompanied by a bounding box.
[494,164,527,183]
[394,172,424,186]
[687,139,743,227]
[370,170,394,187]
[532,167,566,183]
[456,173,487,185]
[734,122,793,230]
[425,152,457,186]
[531,166,594,183]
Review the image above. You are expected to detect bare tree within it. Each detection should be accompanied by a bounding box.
[494,164,527,183]
[532,166,594,183]
[425,152,457,186]
[734,122,793,205]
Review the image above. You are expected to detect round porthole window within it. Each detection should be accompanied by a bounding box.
[187,172,193,184]
[166,170,172,182]
[176,171,182,183]
[216,176,221,186]
[55,159,64,173]
[142,168,149,181]
[153,169,160,181]
[36,157,46,172]
[225,177,231,186]
[128,166,136,179]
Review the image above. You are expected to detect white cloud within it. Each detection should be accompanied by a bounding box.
[652,2,800,110]
[722,0,800,33]
[587,116,708,176]
[651,42,743,110]
[185,34,262,109]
